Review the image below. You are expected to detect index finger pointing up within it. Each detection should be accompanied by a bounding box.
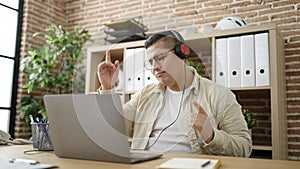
[105,50,111,63]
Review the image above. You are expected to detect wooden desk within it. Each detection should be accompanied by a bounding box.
[1,145,299,169]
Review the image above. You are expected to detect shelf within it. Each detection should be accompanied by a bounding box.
[117,87,269,95]
[253,145,272,151]
[185,37,212,57]
[229,86,270,91]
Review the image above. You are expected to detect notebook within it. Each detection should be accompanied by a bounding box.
[44,94,162,163]
[158,158,221,169]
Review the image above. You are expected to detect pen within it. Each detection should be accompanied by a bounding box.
[9,158,40,165]
[201,160,211,168]
[29,114,34,123]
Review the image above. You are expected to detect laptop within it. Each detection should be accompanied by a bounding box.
[44,94,162,163]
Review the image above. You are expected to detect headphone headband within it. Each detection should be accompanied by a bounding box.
[168,30,185,43]
[144,30,190,59]
[145,30,184,48]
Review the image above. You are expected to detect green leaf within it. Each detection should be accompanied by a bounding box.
[242,108,257,129]
[28,50,37,56]
[186,60,204,76]
[18,24,91,130]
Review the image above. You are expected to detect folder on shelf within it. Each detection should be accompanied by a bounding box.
[255,33,270,86]
[144,70,158,86]
[215,38,228,87]
[125,48,135,92]
[227,36,241,87]
[133,48,145,91]
[115,64,124,92]
[241,34,256,87]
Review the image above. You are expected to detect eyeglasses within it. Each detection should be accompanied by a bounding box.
[144,48,174,70]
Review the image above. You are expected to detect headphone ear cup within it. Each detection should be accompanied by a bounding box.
[175,43,190,59]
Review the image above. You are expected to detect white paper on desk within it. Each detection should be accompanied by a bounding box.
[158,157,221,169]
[0,159,57,169]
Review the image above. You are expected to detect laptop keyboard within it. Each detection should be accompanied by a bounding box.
[130,152,159,158]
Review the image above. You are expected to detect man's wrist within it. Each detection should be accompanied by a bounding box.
[97,87,116,94]
[204,129,214,144]
[101,86,112,90]
[99,83,114,90]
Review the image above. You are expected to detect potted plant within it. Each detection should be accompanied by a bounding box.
[185,60,205,76]
[19,25,91,129]
[241,108,257,135]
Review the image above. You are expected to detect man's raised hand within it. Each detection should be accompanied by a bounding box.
[97,50,120,90]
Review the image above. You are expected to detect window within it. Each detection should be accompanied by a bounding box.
[0,0,23,136]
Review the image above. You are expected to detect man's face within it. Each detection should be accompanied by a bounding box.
[146,41,184,88]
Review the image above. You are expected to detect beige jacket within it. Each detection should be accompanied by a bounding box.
[100,71,252,157]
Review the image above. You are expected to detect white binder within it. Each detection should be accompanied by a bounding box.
[144,70,158,86]
[255,33,270,86]
[241,35,255,87]
[133,48,145,91]
[215,38,228,87]
[144,51,159,86]
[227,36,241,87]
[124,48,135,92]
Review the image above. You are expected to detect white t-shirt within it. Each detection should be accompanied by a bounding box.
[146,87,193,153]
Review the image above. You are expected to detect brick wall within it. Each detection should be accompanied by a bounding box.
[18,0,300,160]
[15,0,67,138]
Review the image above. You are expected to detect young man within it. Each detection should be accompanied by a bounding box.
[97,30,252,157]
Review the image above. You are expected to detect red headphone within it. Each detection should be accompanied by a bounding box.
[169,30,190,59]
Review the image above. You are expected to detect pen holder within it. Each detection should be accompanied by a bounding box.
[31,122,53,151]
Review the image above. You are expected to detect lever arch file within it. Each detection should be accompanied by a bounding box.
[241,34,256,87]
[228,36,241,87]
[125,48,135,92]
[255,33,270,86]
[133,48,145,91]
[215,38,228,87]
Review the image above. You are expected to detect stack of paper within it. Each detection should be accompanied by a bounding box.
[0,159,57,169]
[158,157,221,169]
